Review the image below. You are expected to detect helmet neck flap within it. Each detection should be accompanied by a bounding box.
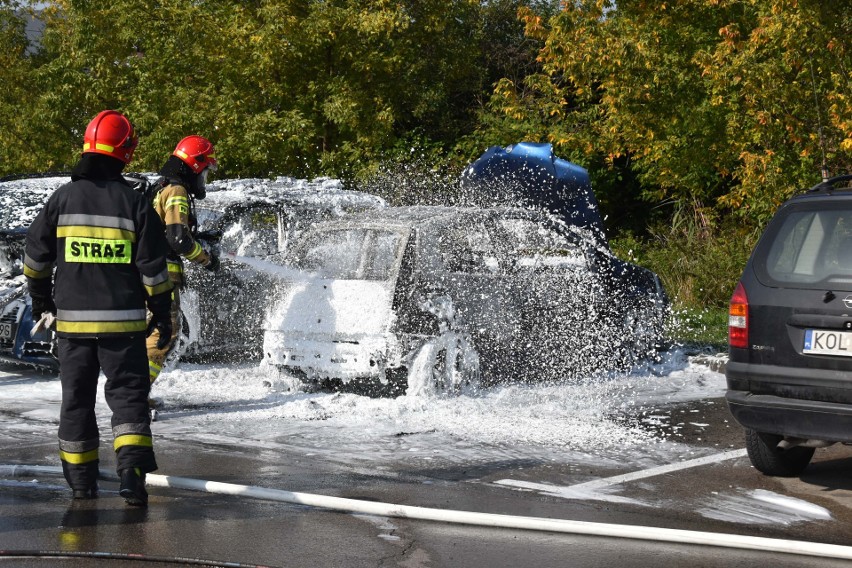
[71,153,127,182]
[158,155,206,199]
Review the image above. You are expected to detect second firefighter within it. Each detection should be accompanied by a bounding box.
[147,136,219,388]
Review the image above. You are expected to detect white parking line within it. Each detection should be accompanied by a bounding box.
[496,448,748,493]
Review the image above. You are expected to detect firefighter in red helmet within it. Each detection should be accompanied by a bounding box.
[25,110,172,506]
[146,135,219,395]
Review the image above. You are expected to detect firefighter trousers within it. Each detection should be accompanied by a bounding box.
[57,336,157,491]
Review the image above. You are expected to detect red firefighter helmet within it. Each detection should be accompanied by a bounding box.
[82,110,138,164]
[172,135,217,173]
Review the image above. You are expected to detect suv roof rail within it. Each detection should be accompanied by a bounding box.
[807,174,852,193]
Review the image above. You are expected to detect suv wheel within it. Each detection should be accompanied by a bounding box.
[744,428,815,477]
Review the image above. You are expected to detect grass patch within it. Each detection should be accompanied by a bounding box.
[608,214,760,352]
[666,306,729,351]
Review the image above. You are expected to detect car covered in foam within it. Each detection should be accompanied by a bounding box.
[262,204,668,395]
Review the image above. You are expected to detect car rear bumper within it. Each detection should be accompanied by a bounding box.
[726,389,852,443]
[263,332,402,381]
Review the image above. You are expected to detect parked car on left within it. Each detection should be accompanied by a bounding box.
[0,175,68,371]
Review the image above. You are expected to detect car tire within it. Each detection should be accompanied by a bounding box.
[617,294,666,368]
[163,311,190,368]
[407,332,480,396]
[744,428,815,477]
[378,367,409,398]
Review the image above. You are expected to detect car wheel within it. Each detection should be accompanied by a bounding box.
[744,428,815,477]
[619,296,666,365]
[163,311,191,367]
[407,332,480,396]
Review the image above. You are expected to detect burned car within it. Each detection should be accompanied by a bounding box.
[261,143,668,394]
[262,205,668,395]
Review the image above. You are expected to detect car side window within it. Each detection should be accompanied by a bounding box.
[496,218,587,270]
[221,209,287,257]
[436,222,498,274]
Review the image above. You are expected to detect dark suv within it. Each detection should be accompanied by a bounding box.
[726,174,852,476]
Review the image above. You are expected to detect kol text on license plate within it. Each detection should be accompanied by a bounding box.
[803,329,852,357]
[0,322,11,339]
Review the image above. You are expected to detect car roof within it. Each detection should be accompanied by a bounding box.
[789,190,852,203]
[201,177,386,214]
[299,205,613,255]
[0,174,70,231]
[785,175,852,205]
[0,173,386,230]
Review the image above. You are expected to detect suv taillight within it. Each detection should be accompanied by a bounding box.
[729,282,749,349]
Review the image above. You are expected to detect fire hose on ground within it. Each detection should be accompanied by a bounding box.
[2,464,852,561]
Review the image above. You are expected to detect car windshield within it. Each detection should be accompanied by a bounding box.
[758,205,852,286]
[291,227,404,281]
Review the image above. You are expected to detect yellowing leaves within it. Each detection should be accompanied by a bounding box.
[486,0,850,226]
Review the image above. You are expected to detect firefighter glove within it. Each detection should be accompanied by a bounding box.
[146,312,172,350]
[31,297,56,321]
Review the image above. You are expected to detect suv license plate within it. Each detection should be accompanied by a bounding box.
[803,329,852,357]
[0,322,11,339]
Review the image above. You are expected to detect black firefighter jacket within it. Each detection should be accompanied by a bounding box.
[24,177,174,337]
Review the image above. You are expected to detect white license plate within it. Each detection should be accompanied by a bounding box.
[0,322,11,339]
[803,329,852,357]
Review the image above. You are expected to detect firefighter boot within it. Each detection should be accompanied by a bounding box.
[72,482,99,500]
[119,468,148,507]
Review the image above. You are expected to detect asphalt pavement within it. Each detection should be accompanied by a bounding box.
[3,401,852,567]
[3,356,852,567]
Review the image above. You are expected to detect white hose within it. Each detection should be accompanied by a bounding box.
[3,464,852,560]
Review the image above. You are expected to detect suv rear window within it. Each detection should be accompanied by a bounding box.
[756,204,852,288]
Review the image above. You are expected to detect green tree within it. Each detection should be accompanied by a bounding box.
[699,0,852,222]
[9,0,496,179]
[0,1,45,174]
